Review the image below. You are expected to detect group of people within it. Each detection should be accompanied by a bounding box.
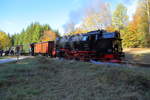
[0,46,21,57]
[0,49,15,56]
[0,50,3,56]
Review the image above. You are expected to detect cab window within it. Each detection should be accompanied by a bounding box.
[82,36,89,41]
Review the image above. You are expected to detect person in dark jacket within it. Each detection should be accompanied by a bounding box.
[11,50,14,55]
[1,50,3,56]
[0,50,2,56]
[0,50,4,56]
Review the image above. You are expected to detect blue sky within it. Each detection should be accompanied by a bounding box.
[0,0,138,35]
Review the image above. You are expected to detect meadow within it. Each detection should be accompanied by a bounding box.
[0,56,150,100]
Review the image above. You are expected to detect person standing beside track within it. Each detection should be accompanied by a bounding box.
[16,46,20,61]
[0,50,1,56]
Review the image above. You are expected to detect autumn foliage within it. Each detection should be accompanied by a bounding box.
[0,31,11,49]
[40,30,58,42]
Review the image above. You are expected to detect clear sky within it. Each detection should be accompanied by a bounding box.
[0,0,138,35]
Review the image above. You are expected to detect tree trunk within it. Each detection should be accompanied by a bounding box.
[147,0,150,35]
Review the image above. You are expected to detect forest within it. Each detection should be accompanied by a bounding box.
[0,0,150,50]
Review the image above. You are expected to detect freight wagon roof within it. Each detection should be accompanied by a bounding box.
[33,41,54,44]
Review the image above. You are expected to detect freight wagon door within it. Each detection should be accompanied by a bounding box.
[41,42,49,53]
[48,41,54,56]
[34,43,42,53]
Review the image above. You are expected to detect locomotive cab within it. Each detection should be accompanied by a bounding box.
[81,30,123,60]
[81,34,98,51]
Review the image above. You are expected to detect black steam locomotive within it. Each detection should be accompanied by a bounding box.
[55,30,124,62]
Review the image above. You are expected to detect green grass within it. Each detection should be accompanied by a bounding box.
[0,56,9,59]
[0,57,150,100]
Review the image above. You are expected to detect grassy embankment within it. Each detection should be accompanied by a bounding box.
[0,56,10,59]
[0,57,150,100]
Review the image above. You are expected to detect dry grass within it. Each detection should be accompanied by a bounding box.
[0,57,150,100]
